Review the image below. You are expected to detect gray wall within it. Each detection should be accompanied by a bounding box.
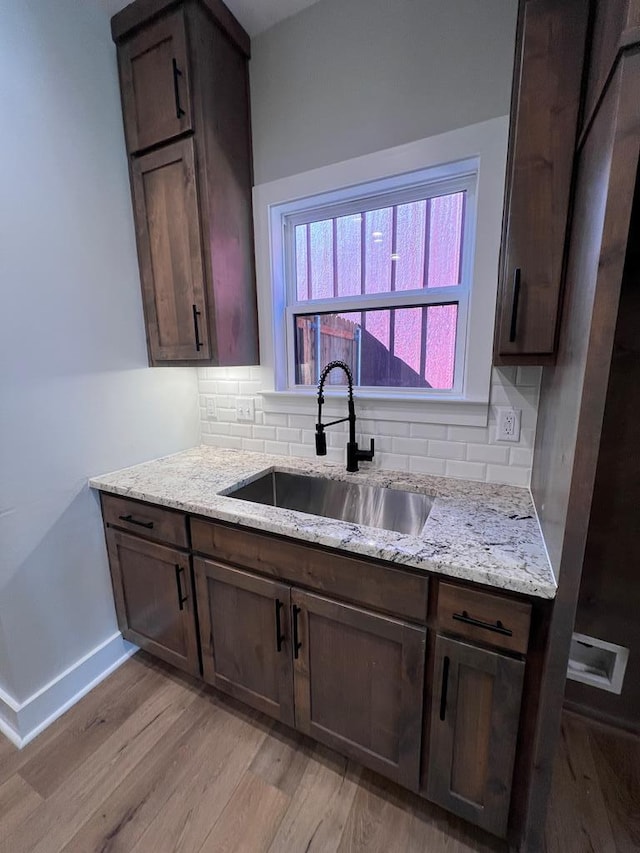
[0,0,199,706]
[250,0,518,184]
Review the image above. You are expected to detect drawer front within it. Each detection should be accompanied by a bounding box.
[190,518,429,624]
[436,582,531,655]
[101,493,188,549]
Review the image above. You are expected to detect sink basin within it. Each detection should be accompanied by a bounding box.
[226,471,433,536]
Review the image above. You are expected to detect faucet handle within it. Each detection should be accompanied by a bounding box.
[315,425,327,456]
[358,438,375,462]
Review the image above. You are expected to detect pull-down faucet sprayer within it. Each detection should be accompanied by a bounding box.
[315,360,375,473]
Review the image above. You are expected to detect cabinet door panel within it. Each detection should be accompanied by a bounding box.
[106,529,199,676]
[426,634,525,838]
[292,590,425,790]
[131,137,210,363]
[496,0,588,359]
[194,558,294,726]
[118,9,192,154]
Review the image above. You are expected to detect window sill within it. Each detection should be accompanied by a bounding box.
[260,390,489,427]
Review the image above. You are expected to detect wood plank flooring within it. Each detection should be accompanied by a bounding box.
[0,653,637,853]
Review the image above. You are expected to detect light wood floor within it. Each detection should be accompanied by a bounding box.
[0,654,638,853]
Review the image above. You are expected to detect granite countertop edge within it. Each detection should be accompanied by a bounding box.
[89,446,557,601]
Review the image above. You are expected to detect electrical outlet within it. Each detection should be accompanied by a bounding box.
[236,397,255,422]
[496,407,521,442]
[205,398,217,419]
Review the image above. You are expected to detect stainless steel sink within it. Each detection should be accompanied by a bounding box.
[226,471,433,536]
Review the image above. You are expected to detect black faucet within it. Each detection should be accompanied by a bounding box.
[315,360,375,473]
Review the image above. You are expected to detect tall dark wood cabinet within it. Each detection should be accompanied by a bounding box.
[494,0,589,364]
[111,0,259,367]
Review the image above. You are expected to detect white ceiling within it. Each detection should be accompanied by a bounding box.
[101,0,323,36]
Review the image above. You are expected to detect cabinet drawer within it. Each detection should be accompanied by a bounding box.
[101,494,188,549]
[190,518,429,623]
[436,582,531,655]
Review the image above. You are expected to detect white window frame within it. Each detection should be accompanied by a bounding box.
[253,117,509,427]
[281,168,476,397]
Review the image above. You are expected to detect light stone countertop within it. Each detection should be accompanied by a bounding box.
[89,446,556,599]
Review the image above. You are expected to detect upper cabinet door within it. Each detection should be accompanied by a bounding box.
[131,137,211,363]
[495,0,589,362]
[118,9,193,154]
[292,589,426,791]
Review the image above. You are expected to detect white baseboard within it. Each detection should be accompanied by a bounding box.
[0,632,137,749]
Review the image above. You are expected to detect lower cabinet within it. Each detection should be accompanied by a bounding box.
[193,557,426,791]
[193,558,295,725]
[426,633,525,838]
[292,589,426,790]
[106,529,200,676]
[101,501,537,842]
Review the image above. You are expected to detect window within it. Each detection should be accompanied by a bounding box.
[255,120,509,423]
[281,171,475,396]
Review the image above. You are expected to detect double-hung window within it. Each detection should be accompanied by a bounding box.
[280,168,476,396]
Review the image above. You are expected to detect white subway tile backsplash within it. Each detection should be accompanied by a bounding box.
[445,459,487,480]
[377,453,410,472]
[410,423,448,440]
[276,427,302,443]
[197,366,541,486]
[466,443,510,464]
[427,440,466,460]
[486,464,530,487]
[408,456,447,476]
[509,447,534,467]
[392,437,429,456]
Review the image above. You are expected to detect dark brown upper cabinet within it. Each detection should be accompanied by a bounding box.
[494,0,589,364]
[112,0,259,367]
[118,9,193,155]
[131,138,211,362]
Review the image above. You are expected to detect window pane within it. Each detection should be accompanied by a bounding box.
[394,201,427,292]
[336,214,362,297]
[364,207,393,295]
[295,224,309,301]
[427,192,465,288]
[293,192,465,302]
[294,304,458,390]
[309,219,334,299]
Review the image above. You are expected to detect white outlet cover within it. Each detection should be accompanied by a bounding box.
[236,397,255,422]
[206,398,217,419]
[496,407,521,442]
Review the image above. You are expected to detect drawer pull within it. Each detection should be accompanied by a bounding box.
[509,267,522,343]
[192,304,203,352]
[439,655,450,721]
[275,599,285,653]
[118,514,154,530]
[174,565,188,610]
[452,610,513,637]
[292,605,302,659]
[172,57,186,119]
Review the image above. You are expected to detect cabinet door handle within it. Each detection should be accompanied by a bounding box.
[439,655,450,721]
[292,605,302,659]
[172,57,186,119]
[509,267,522,343]
[452,610,513,637]
[174,565,188,610]
[275,599,285,652]
[192,304,203,352]
[118,514,154,529]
